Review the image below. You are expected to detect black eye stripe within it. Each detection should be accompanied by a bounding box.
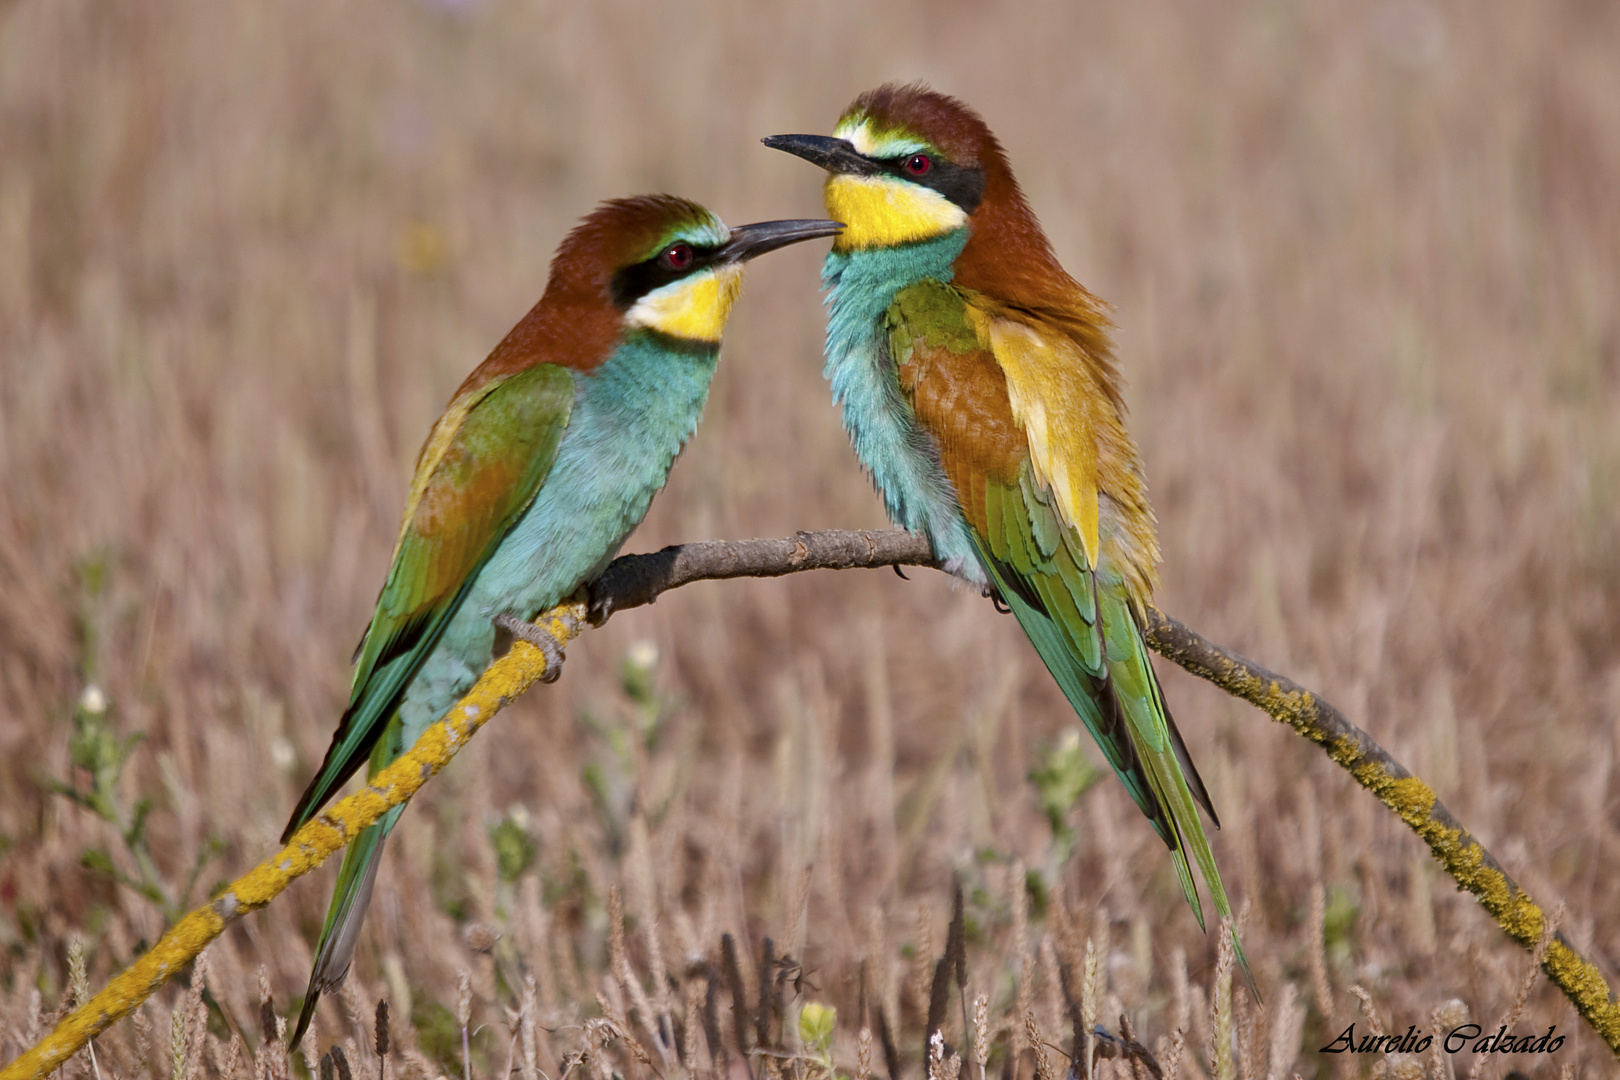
[609,244,723,310]
[874,152,986,215]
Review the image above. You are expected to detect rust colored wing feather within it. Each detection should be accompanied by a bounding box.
[283,363,575,839]
[886,281,1242,969]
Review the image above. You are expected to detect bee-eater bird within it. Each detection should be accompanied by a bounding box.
[765,85,1251,982]
[283,197,840,1043]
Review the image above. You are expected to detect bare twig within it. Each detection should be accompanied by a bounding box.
[585,528,934,622]
[5,528,1618,1079]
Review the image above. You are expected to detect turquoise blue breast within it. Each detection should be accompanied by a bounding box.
[821,230,983,583]
[397,331,719,740]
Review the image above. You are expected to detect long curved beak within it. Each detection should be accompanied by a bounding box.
[762,134,878,176]
[721,218,843,263]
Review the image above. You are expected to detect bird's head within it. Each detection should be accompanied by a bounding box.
[765,85,1099,326]
[763,84,1018,254]
[551,196,842,350]
[480,196,839,379]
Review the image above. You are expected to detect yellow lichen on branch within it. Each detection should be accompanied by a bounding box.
[0,601,588,1080]
[1354,753,1620,1046]
[1142,607,1620,1055]
[7,532,1619,1073]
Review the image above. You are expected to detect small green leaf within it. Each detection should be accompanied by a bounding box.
[489,817,537,883]
[1029,728,1101,836]
[80,848,118,875]
[1323,885,1360,950]
[797,1002,836,1053]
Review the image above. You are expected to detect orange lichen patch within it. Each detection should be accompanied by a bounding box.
[1,602,589,1080]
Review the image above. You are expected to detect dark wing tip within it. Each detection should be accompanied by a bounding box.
[1161,695,1220,828]
[291,990,319,1052]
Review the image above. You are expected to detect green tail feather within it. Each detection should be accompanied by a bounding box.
[292,718,409,1047]
[292,810,402,1048]
[971,530,1256,996]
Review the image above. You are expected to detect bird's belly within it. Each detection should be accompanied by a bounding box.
[394,346,712,743]
[392,468,648,742]
[823,251,984,585]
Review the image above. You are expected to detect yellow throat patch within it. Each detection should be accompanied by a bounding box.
[626,264,743,343]
[824,174,967,252]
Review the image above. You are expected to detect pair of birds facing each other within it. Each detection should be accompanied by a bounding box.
[287,82,1251,1044]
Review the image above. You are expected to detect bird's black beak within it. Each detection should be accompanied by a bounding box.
[762,134,879,176]
[720,218,843,263]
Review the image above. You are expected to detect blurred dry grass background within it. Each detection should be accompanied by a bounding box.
[3,0,1619,1076]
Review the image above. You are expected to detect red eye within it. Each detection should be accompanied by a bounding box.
[903,154,932,176]
[660,242,693,270]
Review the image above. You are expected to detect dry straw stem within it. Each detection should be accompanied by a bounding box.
[5,527,1620,1078]
[1,602,589,1080]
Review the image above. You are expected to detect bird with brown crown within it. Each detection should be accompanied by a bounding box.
[283,197,839,1045]
[766,85,1252,986]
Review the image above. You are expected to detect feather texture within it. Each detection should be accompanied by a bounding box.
[792,82,1253,992]
[283,193,825,1046]
[285,363,575,839]
[883,273,1248,977]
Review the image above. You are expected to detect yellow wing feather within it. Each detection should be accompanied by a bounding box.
[971,306,1159,607]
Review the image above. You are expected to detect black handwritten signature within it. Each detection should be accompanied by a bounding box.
[1320,1024,1565,1055]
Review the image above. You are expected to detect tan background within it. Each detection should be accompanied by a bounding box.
[2,0,1618,1075]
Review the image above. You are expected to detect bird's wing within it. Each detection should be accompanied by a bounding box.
[282,363,576,840]
[886,280,1239,940]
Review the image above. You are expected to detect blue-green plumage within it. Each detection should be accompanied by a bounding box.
[294,332,719,1042]
[823,239,1229,938]
[396,332,719,742]
[768,83,1253,992]
[821,230,982,578]
[298,333,719,1034]
[284,199,841,1045]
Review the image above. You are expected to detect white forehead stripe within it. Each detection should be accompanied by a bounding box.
[835,118,927,160]
[680,219,731,247]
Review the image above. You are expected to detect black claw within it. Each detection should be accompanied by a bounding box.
[989,589,1011,615]
[892,564,910,580]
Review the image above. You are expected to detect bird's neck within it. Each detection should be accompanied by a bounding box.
[822,227,969,304]
[820,225,969,420]
[583,329,719,432]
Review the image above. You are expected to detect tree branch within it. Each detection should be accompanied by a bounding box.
[586,527,937,621]
[2,607,590,1080]
[5,529,1616,1080]
[1140,609,1620,1049]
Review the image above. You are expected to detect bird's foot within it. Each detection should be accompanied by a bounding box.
[495,611,582,683]
[585,587,614,627]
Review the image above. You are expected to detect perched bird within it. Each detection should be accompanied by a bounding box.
[766,85,1251,981]
[284,197,840,1043]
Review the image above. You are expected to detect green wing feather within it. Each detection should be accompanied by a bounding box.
[883,288,1252,989]
[972,468,1252,985]
[282,363,575,842]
